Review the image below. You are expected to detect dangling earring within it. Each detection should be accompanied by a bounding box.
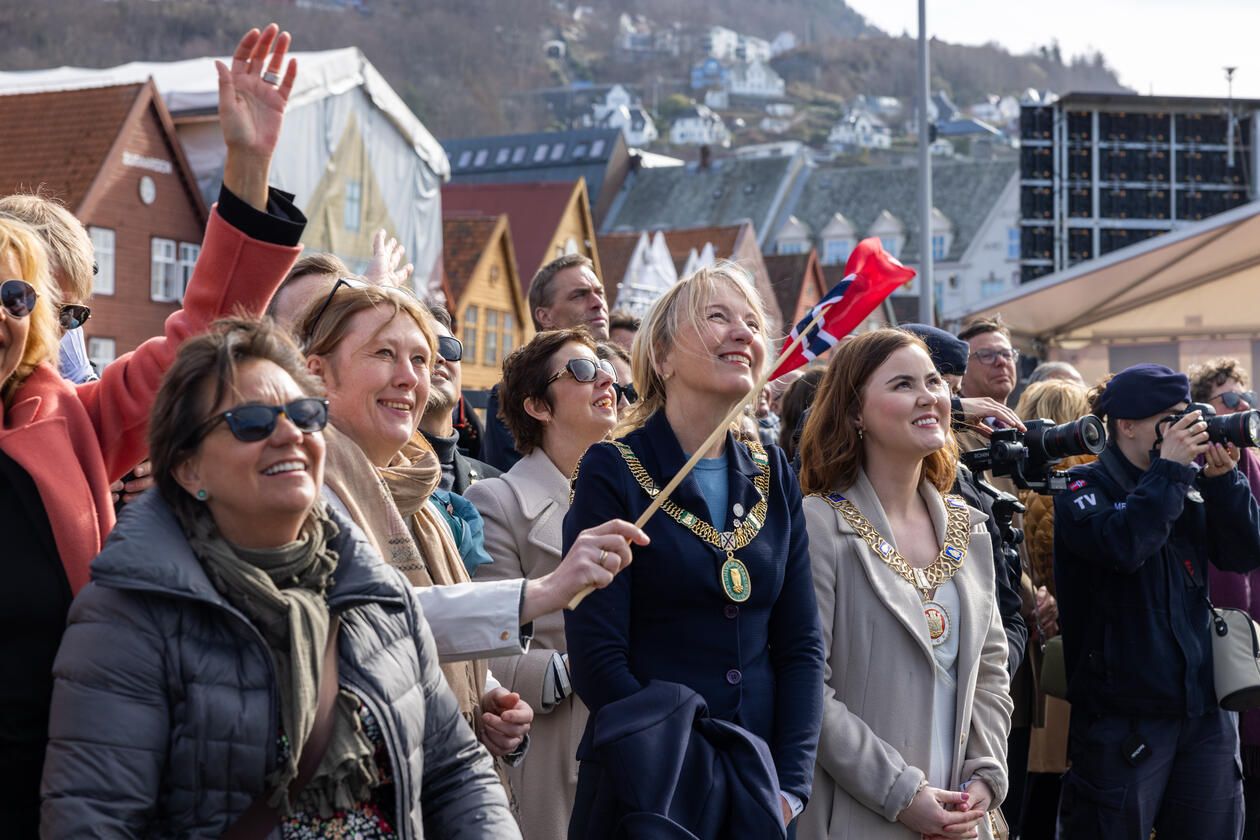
[856,426,864,440]
[196,489,209,501]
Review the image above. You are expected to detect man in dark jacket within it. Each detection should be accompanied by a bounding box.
[1053,363,1260,839]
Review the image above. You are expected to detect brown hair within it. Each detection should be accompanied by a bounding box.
[0,218,60,403]
[148,317,323,522]
[777,366,825,462]
[528,253,595,328]
[609,308,640,334]
[957,314,1011,344]
[1188,357,1250,402]
[595,340,631,367]
[0,192,94,304]
[1086,373,1118,438]
[616,260,770,437]
[1015,379,1090,426]
[499,328,597,454]
[799,328,957,495]
[264,252,350,318]
[296,280,436,370]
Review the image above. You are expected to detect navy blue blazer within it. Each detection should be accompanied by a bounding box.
[564,411,825,804]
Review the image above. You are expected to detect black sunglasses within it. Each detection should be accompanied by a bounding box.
[1214,390,1257,411]
[547,357,618,386]
[198,397,330,443]
[306,277,366,337]
[59,303,91,330]
[614,382,638,404]
[1,279,38,319]
[437,335,463,362]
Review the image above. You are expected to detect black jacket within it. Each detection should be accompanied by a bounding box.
[1053,445,1260,717]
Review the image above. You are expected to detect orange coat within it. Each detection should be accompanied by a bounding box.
[0,208,300,594]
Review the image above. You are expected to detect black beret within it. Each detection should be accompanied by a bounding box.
[1095,364,1190,419]
[901,323,970,376]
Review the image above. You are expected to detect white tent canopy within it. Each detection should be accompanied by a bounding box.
[967,200,1260,347]
[0,48,450,291]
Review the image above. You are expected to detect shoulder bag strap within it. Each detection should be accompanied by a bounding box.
[221,614,343,840]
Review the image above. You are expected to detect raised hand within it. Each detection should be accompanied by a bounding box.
[363,229,415,289]
[216,24,297,210]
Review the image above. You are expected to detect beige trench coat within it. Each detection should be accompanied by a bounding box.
[465,449,588,840]
[798,471,1013,840]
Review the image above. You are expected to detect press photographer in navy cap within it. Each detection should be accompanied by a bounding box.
[1053,363,1260,839]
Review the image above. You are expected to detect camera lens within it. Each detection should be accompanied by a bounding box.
[1028,414,1107,464]
[1207,410,1260,448]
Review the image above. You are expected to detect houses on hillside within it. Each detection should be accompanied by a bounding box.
[669,104,732,147]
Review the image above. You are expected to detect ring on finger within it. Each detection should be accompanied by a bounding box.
[262,69,282,85]
[598,549,608,567]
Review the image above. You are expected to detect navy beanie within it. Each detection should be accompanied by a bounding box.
[1095,363,1190,419]
[901,323,970,376]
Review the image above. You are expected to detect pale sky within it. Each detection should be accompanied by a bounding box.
[844,0,1260,101]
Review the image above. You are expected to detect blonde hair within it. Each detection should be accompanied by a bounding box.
[799,328,958,495]
[0,192,94,304]
[0,218,60,403]
[296,280,437,373]
[1015,379,1090,426]
[616,260,770,437]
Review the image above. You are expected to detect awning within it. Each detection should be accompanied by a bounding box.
[967,199,1260,347]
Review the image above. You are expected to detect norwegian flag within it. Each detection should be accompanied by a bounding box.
[769,237,916,381]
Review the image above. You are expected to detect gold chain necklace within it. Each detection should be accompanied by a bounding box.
[818,491,971,646]
[614,440,770,603]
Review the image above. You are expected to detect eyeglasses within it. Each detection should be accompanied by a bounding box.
[614,382,638,404]
[198,397,330,443]
[437,335,463,363]
[546,357,618,386]
[970,348,1019,366]
[1,279,38,319]
[1213,390,1257,411]
[59,304,91,330]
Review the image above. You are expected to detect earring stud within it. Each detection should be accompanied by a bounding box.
[196,489,209,501]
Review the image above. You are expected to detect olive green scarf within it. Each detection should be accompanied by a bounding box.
[181,504,379,816]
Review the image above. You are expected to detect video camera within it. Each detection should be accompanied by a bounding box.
[1156,402,1260,449]
[961,415,1107,494]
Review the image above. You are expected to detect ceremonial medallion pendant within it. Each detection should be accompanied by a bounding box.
[923,599,951,647]
[720,555,752,603]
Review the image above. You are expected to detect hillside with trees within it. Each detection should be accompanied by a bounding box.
[0,0,1128,141]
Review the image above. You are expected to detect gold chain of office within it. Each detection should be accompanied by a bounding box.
[817,492,971,597]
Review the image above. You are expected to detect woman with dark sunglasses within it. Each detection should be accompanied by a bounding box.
[596,339,636,419]
[0,24,309,835]
[563,263,825,839]
[41,317,516,837]
[464,328,623,840]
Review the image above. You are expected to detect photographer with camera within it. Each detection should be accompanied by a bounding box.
[1054,363,1260,839]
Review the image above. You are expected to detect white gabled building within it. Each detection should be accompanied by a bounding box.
[669,103,731,147]
[828,110,892,151]
[727,60,786,99]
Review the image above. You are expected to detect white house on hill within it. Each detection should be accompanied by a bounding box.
[669,104,731,147]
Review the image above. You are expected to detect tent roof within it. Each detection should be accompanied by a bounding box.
[968,199,1260,345]
[0,47,449,179]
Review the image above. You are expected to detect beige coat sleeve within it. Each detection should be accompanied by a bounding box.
[806,499,926,823]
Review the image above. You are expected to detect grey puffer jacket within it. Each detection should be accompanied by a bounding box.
[40,491,520,840]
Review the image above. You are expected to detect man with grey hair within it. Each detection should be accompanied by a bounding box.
[1026,360,1084,386]
[483,253,610,470]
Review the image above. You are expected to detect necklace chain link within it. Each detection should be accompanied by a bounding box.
[816,492,971,596]
[614,440,770,553]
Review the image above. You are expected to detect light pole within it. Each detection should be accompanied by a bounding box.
[917,0,934,325]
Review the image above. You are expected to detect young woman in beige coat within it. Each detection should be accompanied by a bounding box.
[465,327,622,840]
[797,328,1013,840]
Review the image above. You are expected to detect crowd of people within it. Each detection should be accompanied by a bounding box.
[5,21,1260,840]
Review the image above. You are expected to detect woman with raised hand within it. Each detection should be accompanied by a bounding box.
[464,328,621,840]
[564,261,824,839]
[796,328,1012,840]
[41,318,515,838]
[0,24,305,834]
[294,280,644,775]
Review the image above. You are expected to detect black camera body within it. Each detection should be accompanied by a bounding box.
[961,415,1107,494]
[1157,402,1260,449]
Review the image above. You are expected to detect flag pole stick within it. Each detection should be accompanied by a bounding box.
[567,305,834,610]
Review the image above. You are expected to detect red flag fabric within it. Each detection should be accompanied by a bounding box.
[769,237,916,381]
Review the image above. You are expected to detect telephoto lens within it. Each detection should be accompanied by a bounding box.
[1024,414,1107,467]
[1205,408,1260,448]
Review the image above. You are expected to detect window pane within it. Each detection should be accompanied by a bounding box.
[484,310,499,365]
[178,243,200,299]
[457,150,473,167]
[89,226,115,295]
[512,145,527,163]
[590,139,606,157]
[87,337,116,370]
[550,143,566,160]
[344,180,363,232]
[151,237,177,301]
[534,145,550,162]
[463,306,478,363]
[496,147,511,164]
[473,149,488,166]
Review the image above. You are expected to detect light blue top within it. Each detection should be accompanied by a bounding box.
[691,452,729,529]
